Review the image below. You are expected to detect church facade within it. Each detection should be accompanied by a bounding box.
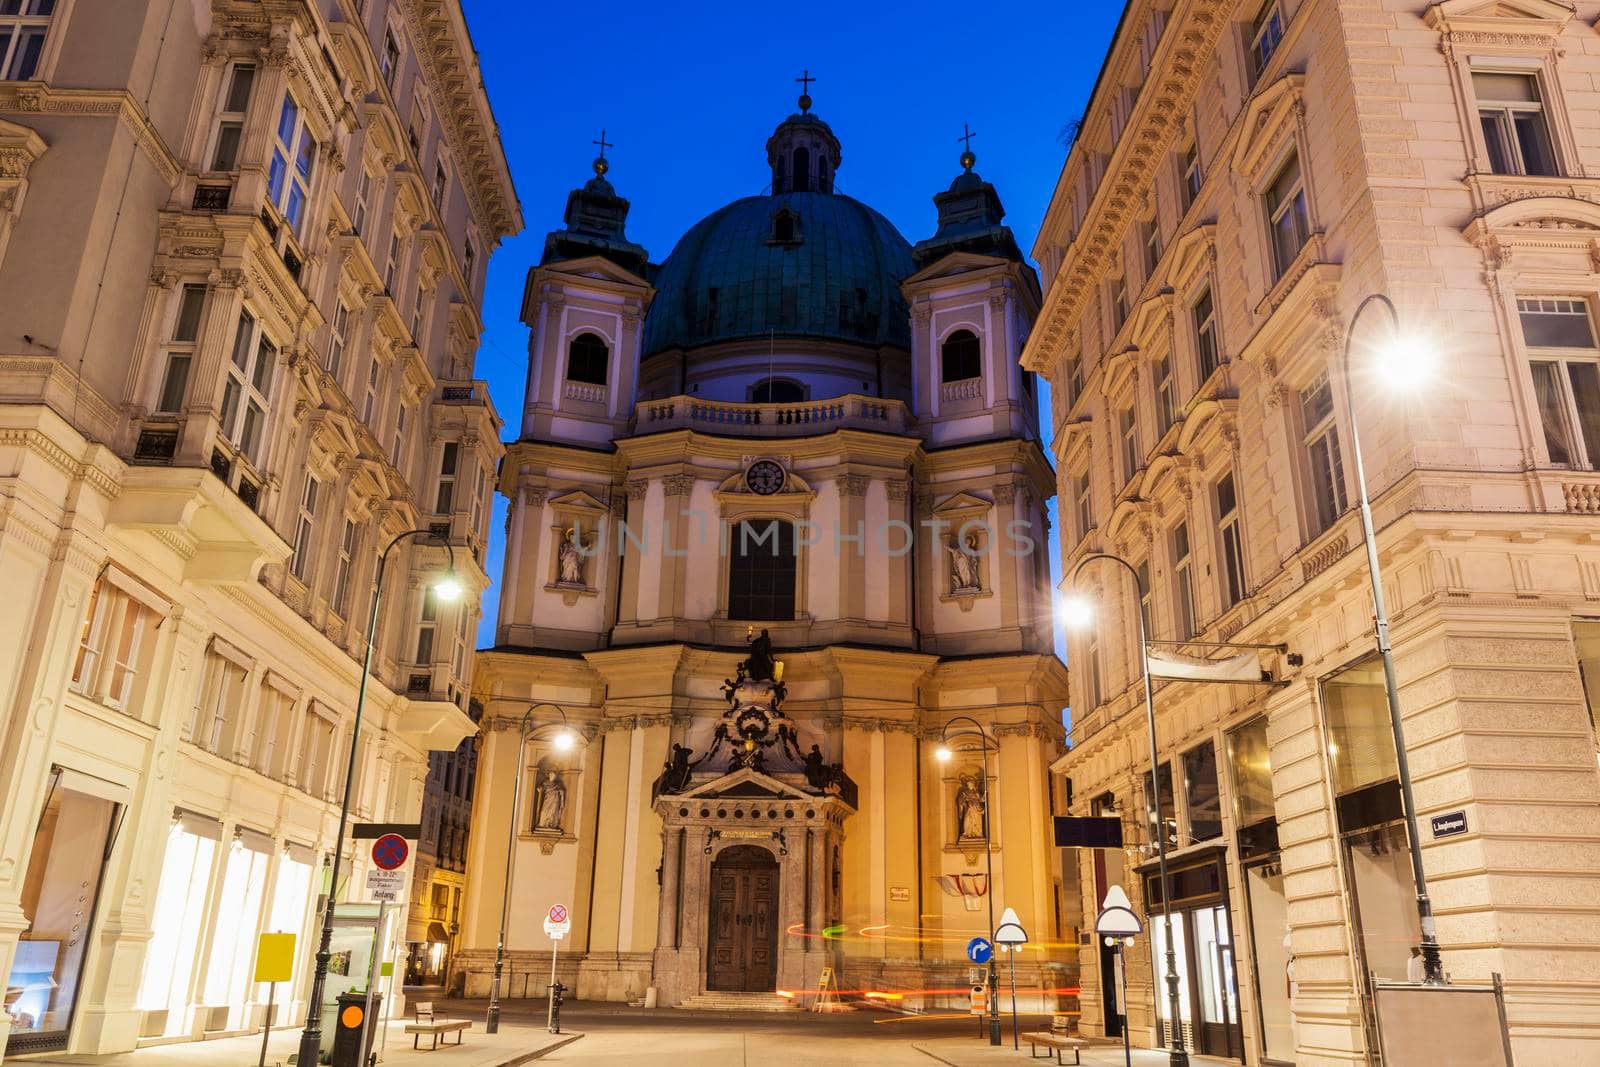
[456,96,1074,1009]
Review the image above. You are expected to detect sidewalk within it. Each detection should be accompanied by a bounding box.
[913,1036,1235,1066]
[29,1021,582,1067]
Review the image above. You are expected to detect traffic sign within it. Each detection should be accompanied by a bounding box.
[371,833,409,871]
[548,904,568,924]
[966,936,993,964]
[994,906,1028,945]
[366,867,406,902]
[544,902,572,940]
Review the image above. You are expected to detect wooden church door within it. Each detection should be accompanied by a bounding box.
[706,845,779,992]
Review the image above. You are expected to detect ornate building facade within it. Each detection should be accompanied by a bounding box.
[458,96,1073,1008]
[1028,2,1600,1065]
[0,0,516,1058]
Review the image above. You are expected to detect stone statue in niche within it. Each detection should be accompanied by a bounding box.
[946,533,981,593]
[955,772,986,842]
[556,526,591,586]
[533,769,566,833]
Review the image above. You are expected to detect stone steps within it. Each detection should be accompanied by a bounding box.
[675,990,801,1012]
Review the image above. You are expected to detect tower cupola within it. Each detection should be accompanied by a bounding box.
[766,70,841,194]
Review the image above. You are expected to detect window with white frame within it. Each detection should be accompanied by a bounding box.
[432,159,448,213]
[415,587,439,662]
[1066,352,1083,406]
[451,607,469,680]
[1264,151,1311,279]
[290,476,319,582]
[1142,213,1162,279]
[210,63,256,171]
[1111,274,1129,335]
[0,0,54,81]
[298,705,336,797]
[435,441,458,513]
[192,648,248,755]
[156,284,207,414]
[70,577,160,713]
[1084,632,1103,709]
[352,168,372,236]
[1180,139,1202,214]
[1154,353,1176,435]
[1518,297,1600,468]
[1474,70,1558,178]
[384,231,402,292]
[362,357,379,424]
[1300,372,1348,534]
[332,518,358,617]
[470,463,487,538]
[1216,471,1246,608]
[380,27,401,91]
[1248,1,1284,85]
[1171,521,1195,639]
[267,93,316,234]
[1119,405,1139,483]
[390,403,409,470]
[1074,467,1093,539]
[254,684,295,777]
[411,283,426,343]
[327,300,349,378]
[1137,560,1153,634]
[1193,285,1220,381]
[463,236,477,288]
[219,310,277,465]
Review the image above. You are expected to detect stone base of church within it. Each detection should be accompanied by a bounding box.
[453,948,585,1002]
[575,952,655,1003]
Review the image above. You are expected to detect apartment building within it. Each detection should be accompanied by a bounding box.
[1026,2,1600,1065]
[0,0,518,1058]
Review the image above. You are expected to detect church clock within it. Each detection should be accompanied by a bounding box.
[744,459,786,496]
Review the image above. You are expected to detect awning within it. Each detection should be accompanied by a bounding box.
[427,922,450,943]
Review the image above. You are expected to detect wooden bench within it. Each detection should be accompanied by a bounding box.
[1020,1031,1087,1065]
[406,1002,471,1051]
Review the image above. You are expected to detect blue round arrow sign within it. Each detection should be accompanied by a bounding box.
[966,936,993,964]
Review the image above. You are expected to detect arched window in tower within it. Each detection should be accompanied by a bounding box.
[818,157,830,192]
[727,519,796,621]
[941,329,982,383]
[751,378,806,404]
[792,146,811,193]
[774,154,788,194]
[566,332,609,386]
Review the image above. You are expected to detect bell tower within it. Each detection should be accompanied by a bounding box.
[518,142,653,448]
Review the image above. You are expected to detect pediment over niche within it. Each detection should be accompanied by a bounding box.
[1232,75,1306,183]
[547,488,610,516]
[932,490,992,517]
[1424,0,1573,35]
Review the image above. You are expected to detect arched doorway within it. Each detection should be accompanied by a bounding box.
[706,845,779,992]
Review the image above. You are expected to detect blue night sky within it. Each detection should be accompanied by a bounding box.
[460,0,1126,651]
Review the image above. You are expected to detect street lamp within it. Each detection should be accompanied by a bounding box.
[1063,553,1186,1067]
[486,703,575,1034]
[1339,293,1444,984]
[297,529,461,1067]
[934,715,1002,1047]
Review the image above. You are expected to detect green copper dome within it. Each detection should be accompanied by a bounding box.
[641,191,915,358]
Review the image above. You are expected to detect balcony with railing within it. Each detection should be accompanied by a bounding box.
[633,392,913,438]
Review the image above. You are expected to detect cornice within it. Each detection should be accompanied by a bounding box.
[0,85,179,184]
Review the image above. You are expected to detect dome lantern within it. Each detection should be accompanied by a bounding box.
[766,71,840,195]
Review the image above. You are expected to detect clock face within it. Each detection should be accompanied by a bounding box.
[745,460,787,496]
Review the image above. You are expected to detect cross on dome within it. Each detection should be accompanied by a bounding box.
[795,68,816,113]
[591,128,614,177]
[957,123,978,171]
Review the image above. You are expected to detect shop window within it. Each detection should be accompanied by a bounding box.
[4,772,120,1053]
[1216,472,1246,608]
[727,519,796,621]
[1248,1,1284,86]
[1171,521,1195,640]
[219,310,277,466]
[1193,285,1219,381]
[1299,372,1347,535]
[137,816,218,1037]
[1577,621,1600,735]
[1518,297,1600,467]
[0,0,54,81]
[1143,762,1178,849]
[202,838,269,1030]
[1264,152,1310,280]
[1227,717,1277,831]
[1182,741,1223,841]
[266,93,316,234]
[70,576,161,713]
[1473,70,1558,177]
[264,853,312,986]
[940,329,982,383]
[566,331,609,386]
[1154,353,1176,434]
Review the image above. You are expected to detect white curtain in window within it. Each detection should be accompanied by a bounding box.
[137,829,217,1032]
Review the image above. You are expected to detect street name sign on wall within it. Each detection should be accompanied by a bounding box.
[1431,811,1469,839]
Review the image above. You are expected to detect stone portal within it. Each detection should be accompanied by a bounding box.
[706,845,779,991]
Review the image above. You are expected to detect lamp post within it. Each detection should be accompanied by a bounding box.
[486,703,576,1033]
[297,529,461,1067]
[1063,553,1186,1067]
[1338,292,1444,984]
[935,715,1001,1047]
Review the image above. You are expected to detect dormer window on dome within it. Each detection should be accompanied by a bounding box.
[770,208,800,245]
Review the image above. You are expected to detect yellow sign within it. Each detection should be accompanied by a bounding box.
[817,966,832,992]
[253,932,296,984]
